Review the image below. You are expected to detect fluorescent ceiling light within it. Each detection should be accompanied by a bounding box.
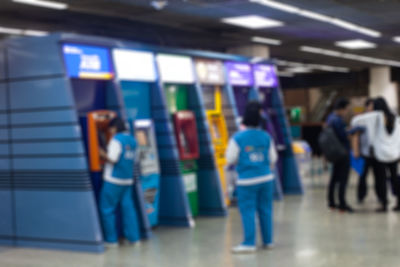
[249,0,299,13]
[335,39,376,50]
[300,46,400,67]
[393,36,400,43]
[23,29,48,36]
[252,36,281,45]
[222,15,283,29]
[286,67,312,73]
[276,59,349,73]
[249,0,381,37]
[0,26,23,35]
[0,26,48,36]
[299,10,331,22]
[12,0,68,10]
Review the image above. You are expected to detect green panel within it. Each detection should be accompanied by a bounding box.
[182,172,198,217]
[187,191,199,217]
[164,84,188,113]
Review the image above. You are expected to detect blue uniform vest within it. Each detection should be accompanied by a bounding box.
[233,129,273,179]
[111,133,137,179]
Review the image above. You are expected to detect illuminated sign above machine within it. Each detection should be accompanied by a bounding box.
[157,54,195,84]
[195,59,225,85]
[225,62,253,86]
[62,43,113,80]
[254,64,278,87]
[113,49,157,82]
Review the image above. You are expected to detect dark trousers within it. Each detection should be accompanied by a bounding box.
[328,155,350,208]
[372,160,400,208]
[357,157,371,202]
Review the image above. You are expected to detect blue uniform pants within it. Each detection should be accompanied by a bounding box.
[237,181,274,246]
[99,181,140,243]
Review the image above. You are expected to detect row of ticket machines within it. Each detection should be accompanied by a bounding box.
[62,43,289,234]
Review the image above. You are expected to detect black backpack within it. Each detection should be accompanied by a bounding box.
[318,127,347,162]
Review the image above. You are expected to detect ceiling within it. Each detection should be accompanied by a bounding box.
[1,0,400,73]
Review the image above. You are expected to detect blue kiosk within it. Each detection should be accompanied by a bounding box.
[254,63,303,195]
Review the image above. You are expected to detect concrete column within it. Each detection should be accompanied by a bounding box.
[227,44,270,59]
[369,66,398,111]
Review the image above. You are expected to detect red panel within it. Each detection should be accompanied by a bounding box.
[173,111,199,161]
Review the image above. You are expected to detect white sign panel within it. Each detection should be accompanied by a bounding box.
[156,54,195,84]
[113,49,157,82]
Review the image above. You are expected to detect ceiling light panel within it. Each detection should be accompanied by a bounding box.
[222,15,283,29]
[249,0,381,37]
[300,46,400,67]
[335,39,377,50]
[393,36,400,43]
[252,36,281,45]
[12,0,68,10]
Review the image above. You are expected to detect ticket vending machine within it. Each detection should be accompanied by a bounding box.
[62,43,144,240]
[225,62,256,122]
[195,59,230,205]
[157,54,201,216]
[113,49,162,227]
[62,43,118,198]
[173,110,200,215]
[134,119,161,227]
[254,64,302,195]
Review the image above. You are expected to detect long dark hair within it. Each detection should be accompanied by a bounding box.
[374,97,395,134]
[109,117,127,133]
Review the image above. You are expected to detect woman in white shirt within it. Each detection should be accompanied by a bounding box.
[351,97,400,212]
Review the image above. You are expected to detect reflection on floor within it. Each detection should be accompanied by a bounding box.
[1,185,400,267]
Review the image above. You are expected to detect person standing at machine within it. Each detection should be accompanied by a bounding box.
[226,101,277,254]
[352,97,400,212]
[326,98,353,212]
[99,117,140,247]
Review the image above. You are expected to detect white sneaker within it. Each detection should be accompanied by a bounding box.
[231,244,257,254]
[262,243,275,250]
[123,240,141,246]
[104,242,119,248]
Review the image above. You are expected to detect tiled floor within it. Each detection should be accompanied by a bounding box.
[1,184,400,267]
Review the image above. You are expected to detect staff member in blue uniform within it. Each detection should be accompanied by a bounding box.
[226,101,277,254]
[99,117,140,247]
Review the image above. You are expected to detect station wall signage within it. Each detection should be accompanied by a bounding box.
[254,64,278,88]
[195,59,225,85]
[62,43,113,80]
[156,54,195,84]
[113,49,157,82]
[225,62,253,86]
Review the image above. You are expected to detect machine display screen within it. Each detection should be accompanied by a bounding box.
[157,54,195,83]
[195,59,225,85]
[113,49,157,82]
[254,64,278,88]
[62,43,113,80]
[225,61,253,86]
[136,129,150,148]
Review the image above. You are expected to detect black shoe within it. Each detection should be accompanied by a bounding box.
[339,205,354,213]
[393,205,400,212]
[328,204,338,210]
[376,206,388,213]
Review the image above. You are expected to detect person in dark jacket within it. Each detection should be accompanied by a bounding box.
[326,98,353,212]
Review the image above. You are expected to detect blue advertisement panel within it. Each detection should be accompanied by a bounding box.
[62,43,113,80]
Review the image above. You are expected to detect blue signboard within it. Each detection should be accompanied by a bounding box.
[62,43,113,79]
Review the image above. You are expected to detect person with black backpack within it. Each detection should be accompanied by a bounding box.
[325,98,354,212]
